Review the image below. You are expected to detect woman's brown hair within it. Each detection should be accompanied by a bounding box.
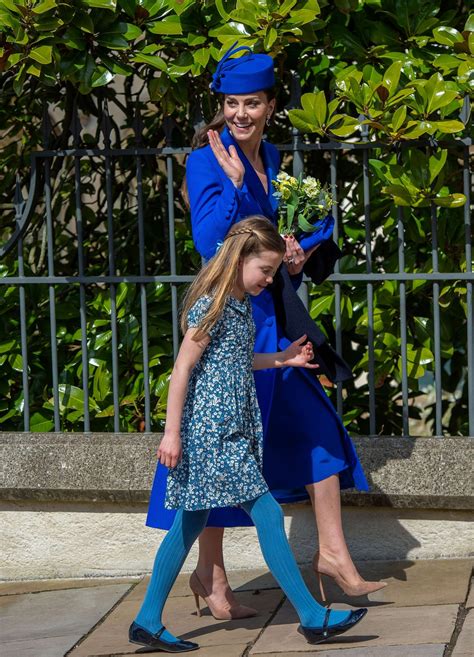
[180,215,285,341]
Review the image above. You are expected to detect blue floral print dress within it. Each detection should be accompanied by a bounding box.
[164,294,269,511]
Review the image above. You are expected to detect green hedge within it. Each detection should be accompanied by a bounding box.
[0,0,472,433]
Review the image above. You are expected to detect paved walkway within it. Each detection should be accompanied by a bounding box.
[0,559,472,657]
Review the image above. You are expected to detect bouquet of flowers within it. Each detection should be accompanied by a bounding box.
[272,172,335,239]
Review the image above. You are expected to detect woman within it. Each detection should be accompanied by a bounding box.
[147,43,386,618]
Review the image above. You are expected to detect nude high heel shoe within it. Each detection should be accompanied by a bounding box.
[189,571,258,620]
[313,551,387,602]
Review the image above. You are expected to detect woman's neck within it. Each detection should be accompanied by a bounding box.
[237,137,262,165]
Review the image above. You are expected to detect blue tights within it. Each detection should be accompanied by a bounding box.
[134,492,350,641]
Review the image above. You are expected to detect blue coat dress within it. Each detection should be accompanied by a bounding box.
[146,126,368,529]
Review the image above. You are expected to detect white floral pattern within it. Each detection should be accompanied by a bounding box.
[165,294,269,511]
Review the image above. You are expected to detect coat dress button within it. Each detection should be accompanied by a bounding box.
[265,317,273,327]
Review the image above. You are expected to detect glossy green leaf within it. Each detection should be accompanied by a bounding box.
[433,193,466,207]
[29,45,52,65]
[8,353,23,372]
[58,384,100,412]
[0,339,16,354]
[74,12,94,33]
[432,26,464,46]
[382,61,402,94]
[264,26,278,49]
[391,105,407,132]
[85,0,117,9]
[29,411,54,432]
[123,23,142,40]
[63,27,87,50]
[287,109,319,133]
[132,52,167,71]
[149,16,182,35]
[400,346,434,380]
[193,47,210,68]
[428,150,447,183]
[32,0,57,14]
[215,0,231,20]
[432,120,465,133]
[300,92,323,126]
[91,67,114,87]
[97,33,129,50]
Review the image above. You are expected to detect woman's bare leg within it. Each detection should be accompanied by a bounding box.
[196,528,232,598]
[307,474,386,596]
[306,475,361,582]
[194,527,257,616]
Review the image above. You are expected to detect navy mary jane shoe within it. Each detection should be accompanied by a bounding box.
[298,608,367,644]
[129,621,199,653]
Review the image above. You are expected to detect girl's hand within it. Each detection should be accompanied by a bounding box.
[280,334,320,369]
[283,236,320,276]
[208,129,245,189]
[157,432,182,468]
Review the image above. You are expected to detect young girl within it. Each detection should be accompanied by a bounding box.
[129,216,367,652]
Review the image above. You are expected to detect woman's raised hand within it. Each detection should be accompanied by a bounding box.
[208,129,245,189]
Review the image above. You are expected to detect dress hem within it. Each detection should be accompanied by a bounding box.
[164,487,269,512]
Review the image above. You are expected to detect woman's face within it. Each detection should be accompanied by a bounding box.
[223,92,275,144]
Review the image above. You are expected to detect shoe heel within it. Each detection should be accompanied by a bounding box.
[193,592,202,617]
[317,572,327,604]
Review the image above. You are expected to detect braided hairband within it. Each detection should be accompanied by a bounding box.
[224,227,255,240]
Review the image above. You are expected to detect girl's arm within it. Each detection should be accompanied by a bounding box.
[157,329,210,468]
[253,334,320,371]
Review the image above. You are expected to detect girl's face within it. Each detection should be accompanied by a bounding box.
[236,250,283,298]
[223,92,275,144]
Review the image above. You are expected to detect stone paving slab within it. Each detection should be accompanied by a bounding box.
[68,589,283,656]
[0,584,130,657]
[249,603,459,654]
[0,577,138,597]
[128,558,472,609]
[452,608,474,657]
[1,635,85,657]
[255,647,446,657]
[278,559,471,608]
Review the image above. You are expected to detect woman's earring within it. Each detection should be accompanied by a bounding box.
[266,115,271,126]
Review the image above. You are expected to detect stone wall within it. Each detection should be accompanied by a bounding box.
[1,434,473,580]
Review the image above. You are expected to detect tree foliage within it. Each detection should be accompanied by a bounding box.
[0,0,472,434]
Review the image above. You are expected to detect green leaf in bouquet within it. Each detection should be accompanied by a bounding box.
[297,213,319,233]
[286,203,296,229]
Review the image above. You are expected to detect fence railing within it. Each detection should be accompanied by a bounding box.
[1,98,472,436]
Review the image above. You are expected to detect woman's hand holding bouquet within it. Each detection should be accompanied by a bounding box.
[273,173,335,252]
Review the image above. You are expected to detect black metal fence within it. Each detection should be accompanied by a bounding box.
[1,99,472,436]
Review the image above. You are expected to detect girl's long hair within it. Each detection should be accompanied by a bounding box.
[181,216,285,341]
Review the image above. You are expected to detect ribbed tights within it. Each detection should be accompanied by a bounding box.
[134,492,350,641]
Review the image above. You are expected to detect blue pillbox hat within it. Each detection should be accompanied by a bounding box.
[210,42,275,94]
